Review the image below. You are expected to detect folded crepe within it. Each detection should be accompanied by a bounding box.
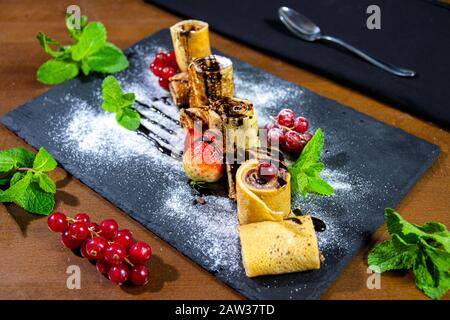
[188,55,234,108]
[170,20,212,72]
[239,217,320,277]
[236,159,290,224]
[209,98,259,200]
[169,72,190,107]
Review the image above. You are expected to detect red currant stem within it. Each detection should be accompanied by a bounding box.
[88,228,102,238]
[124,257,135,267]
[269,116,294,132]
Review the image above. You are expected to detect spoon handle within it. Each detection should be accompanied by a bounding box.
[320,35,416,78]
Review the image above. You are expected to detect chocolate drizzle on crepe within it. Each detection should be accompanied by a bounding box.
[195,56,223,100]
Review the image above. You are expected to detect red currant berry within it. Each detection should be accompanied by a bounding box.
[96,259,111,275]
[266,122,280,131]
[158,77,169,90]
[277,109,295,127]
[80,240,94,260]
[154,64,164,77]
[100,219,119,239]
[114,229,134,249]
[165,51,176,64]
[87,222,101,233]
[161,66,176,80]
[129,265,150,286]
[85,236,109,260]
[155,51,166,64]
[258,162,279,180]
[302,131,313,143]
[283,131,304,154]
[128,241,152,265]
[61,230,82,249]
[47,212,68,233]
[105,243,126,265]
[293,117,309,134]
[74,213,90,224]
[267,127,286,146]
[69,222,90,241]
[108,263,129,285]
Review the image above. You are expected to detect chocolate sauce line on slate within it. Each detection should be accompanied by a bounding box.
[137,125,182,160]
[136,110,175,135]
[135,99,180,125]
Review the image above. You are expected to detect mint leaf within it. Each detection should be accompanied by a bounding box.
[86,42,129,73]
[0,171,33,202]
[306,176,334,196]
[36,32,65,58]
[81,60,91,76]
[101,76,140,130]
[15,181,55,215]
[288,128,333,197]
[36,173,56,194]
[37,15,129,86]
[37,59,79,85]
[385,208,450,251]
[0,155,15,173]
[116,108,141,131]
[66,14,88,40]
[102,75,125,111]
[0,147,35,169]
[10,172,25,186]
[368,234,418,273]
[296,128,324,169]
[414,251,450,300]
[368,208,450,299]
[71,22,107,61]
[33,147,57,172]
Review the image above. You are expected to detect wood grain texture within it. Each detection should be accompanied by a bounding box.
[0,0,448,300]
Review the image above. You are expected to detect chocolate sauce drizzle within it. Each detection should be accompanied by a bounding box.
[137,124,182,160]
[292,208,327,232]
[135,99,180,125]
[130,98,182,160]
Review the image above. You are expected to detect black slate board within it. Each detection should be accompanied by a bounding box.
[1,29,439,300]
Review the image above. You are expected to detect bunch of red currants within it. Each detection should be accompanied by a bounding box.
[149,50,179,90]
[266,108,312,155]
[47,212,152,286]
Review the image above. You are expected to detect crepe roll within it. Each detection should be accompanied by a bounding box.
[169,72,190,107]
[170,20,212,72]
[236,159,290,224]
[209,98,259,200]
[239,217,320,277]
[188,55,234,108]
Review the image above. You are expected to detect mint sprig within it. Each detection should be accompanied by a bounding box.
[0,147,58,215]
[36,14,129,85]
[101,76,140,131]
[368,209,450,300]
[288,128,334,196]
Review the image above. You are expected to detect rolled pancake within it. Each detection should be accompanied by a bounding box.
[236,160,290,224]
[170,20,211,72]
[188,55,234,108]
[239,217,320,277]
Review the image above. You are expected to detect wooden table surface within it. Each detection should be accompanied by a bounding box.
[0,0,448,300]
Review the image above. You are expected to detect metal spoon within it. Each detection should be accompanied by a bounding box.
[278,6,416,78]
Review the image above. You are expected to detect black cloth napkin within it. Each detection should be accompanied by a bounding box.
[148,0,450,127]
